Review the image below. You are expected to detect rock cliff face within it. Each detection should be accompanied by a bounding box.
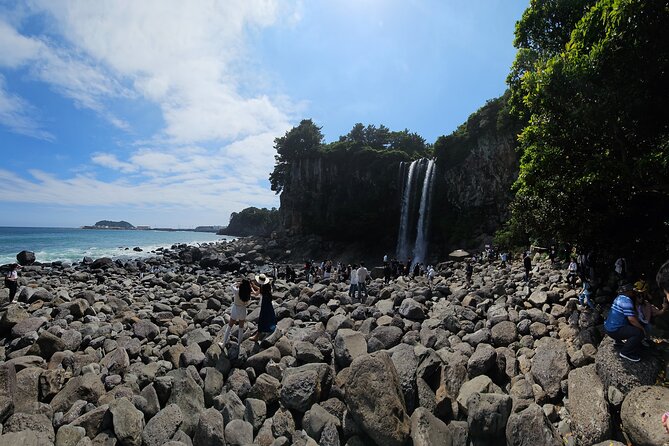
[431,95,523,250]
[278,149,408,245]
[277,94,522,255]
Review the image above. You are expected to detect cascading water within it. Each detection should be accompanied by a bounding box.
[412,159,436,264]
[395,159,420,261]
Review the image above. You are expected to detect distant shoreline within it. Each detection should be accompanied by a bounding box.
[81,226,221,233]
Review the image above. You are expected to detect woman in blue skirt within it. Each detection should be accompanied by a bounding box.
[249,273,276,342]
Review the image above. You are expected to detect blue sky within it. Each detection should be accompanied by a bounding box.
[0,0,528,228]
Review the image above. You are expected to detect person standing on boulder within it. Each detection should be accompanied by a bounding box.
[603,283,646,362]
[4,263,20,304]
[357,262,370,299]
[348,264,359,300]
[523,252,532,282]
[249,274,276,343]
[220,277,257,348]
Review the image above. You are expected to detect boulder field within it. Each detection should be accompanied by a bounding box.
[0,238,667,446]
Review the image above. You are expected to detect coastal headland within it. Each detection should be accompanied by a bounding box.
[0,236,667,445]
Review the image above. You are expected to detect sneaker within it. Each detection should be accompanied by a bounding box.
[619,352,640,362]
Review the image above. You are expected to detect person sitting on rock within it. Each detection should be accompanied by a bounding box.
[578,279,596,311]
[603,283,646,362]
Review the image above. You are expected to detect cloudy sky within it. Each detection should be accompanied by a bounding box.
[0,0,528,228]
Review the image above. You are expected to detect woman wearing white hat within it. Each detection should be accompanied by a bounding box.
[249,273,276,342]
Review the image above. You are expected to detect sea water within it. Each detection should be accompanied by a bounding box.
[0,227,231,265]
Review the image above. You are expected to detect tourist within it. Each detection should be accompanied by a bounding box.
[220,277,257,348]
[548,245,557,264]
[567,258,578,288]
[348,264,359,299]
[523,252,532,282]
[4,264,20,304]
[578,280,595,310]
[427,265,435,286]
[465,261,473,286]
[357,262,370,299]
[383,262,391,284]
[500,252,508,268]
[603,283,645,362]
[614,256,627,284]
[249,274,276,342]
[285,264,296,283]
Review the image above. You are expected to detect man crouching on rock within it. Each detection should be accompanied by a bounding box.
[603,282,646,362]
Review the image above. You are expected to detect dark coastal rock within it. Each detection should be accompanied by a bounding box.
[620,385,669,446]
[110,397,144,446]
[506,403,561,446]
[17,250,36,266]
[280,363,333,413]
[566,364,611,444]
[51,373,105,413]
[594,337,662,395]
[467,392,512,442]
[345,352,411,446]
[193,407,226,446]
[530,337,569,399]
[142,404,184,446]
[334,329,367,368]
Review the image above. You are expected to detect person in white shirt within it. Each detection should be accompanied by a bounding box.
[220,278,257,348]
[348,264,359,299]
[357,262,370,299]
[567,258,578,288]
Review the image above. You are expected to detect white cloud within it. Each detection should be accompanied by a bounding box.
[29,0,296,143]
[0,75,54,140]
[0,1,300,222]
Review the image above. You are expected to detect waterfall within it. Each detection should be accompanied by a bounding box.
[396,159,421,261]
[412,159,436,264]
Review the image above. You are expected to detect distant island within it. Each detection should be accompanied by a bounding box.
[82,220,224,233]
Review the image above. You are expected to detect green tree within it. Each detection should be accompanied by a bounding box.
[269,119,324,193]
[507,0,669,268]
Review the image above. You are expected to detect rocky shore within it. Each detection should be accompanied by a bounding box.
[1,237,668,446]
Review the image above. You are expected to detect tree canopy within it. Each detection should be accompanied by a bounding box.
[505,0,669,269]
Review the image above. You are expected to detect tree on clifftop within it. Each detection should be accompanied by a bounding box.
[506,0,669,269]
[270,119,324,193]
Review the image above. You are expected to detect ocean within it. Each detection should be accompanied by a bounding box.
[0,227,231,265]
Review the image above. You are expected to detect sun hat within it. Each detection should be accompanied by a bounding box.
[255,273,271,285]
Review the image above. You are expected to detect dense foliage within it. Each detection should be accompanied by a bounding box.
[503,0,669,270]
[221,207,279,237]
